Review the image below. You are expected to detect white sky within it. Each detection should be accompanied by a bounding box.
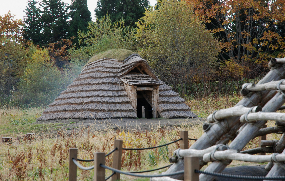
[0,0,157,21]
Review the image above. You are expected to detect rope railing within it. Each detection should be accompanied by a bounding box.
[72,158,94,170]
[105,172,115,181]
[189,138,197,141]
[100,164,184,178]
[76,158,94,162]
[122,138,182,150]
[195,169,285,180]
[69,130,194,181]
[74,147,118,164]
[105,147,117,157]
[129,164,172,173]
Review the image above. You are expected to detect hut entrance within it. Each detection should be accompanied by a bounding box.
[137,90,153,118]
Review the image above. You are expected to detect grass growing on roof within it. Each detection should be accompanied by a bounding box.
[87,49,136,64]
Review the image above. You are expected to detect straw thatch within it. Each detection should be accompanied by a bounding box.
[38,52,196,121]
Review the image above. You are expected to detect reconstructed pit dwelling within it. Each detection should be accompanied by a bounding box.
[38,50,197,121]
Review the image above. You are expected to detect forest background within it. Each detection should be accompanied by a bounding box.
[1,0,285,108]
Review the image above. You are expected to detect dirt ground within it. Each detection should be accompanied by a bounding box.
[36,117,205,134]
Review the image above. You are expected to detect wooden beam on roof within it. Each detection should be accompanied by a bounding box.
[137,87,153,91]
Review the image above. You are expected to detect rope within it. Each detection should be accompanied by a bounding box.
[105,172,115,181]
[195,169,285,180]
[130,164,172,173]
[277,79,285,97]
[100,164,184,178]
[212,110,219,122]
[122,138,182,150]
[76,158,94,162]
[75,147,118,163]
[245,107,254,123]
[209,144,229,161]
[271,153,279,162]
[72,158,94,170]
[105,148,117,157]
[189,138,197,141]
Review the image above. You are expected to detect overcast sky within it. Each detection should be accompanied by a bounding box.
[0,0,157,21]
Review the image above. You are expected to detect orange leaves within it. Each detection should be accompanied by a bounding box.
[0,11,24,43]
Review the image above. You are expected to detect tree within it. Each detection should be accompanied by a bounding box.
[95,0,149,27]
[69,0,91,39]
[136,0,220,95]
[23,0,42,44]
[39,0,70,46]
[24,0,70,46]
[69,15,136,64]
[189,0,285,80]
[16,46,73,106]
[0,12,26,105]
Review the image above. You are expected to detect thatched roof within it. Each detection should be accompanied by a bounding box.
[38,50,196,121]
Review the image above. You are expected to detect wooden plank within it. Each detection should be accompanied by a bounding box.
[184,156,199,181]
[111,140,123,181]
[260,140,276,147]
[69,148,77,181]
[2,137,12,143]
[200,92,285,181]
[137,87,153,91]
[259,125,267,156]
[94,152,105,181]
[180,131,189,149]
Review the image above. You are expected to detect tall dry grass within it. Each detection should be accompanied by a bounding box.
[0,122,203,180]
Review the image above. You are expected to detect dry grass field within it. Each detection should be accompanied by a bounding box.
[0,94,281,180]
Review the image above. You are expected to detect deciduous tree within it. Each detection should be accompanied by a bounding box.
[189,0,285,79]
[136,0,220,94]
[0,12,26,104]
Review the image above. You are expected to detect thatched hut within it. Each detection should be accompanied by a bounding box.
[38,49,197,121]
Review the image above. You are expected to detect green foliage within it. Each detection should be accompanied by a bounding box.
[136,0,220,94]
[0,13,26,105]
[15,47,76,107]
[95,0,149,27]
[23,0,70,46]
[69,0,91,39]
[23,0,42,44]
[69,15,136,65]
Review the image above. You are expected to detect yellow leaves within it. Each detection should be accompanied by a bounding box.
[0,11,24,43]
[222,59,248,80]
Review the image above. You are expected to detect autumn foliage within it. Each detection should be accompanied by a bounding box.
[187,0,285,79]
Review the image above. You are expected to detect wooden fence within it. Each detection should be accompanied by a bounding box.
[68,131,195,181]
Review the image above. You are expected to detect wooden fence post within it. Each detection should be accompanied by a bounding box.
[69,148,78,181]
[180,131,189,149]
[111,139,123,181]
[259,125,266,155]
[184,156,199,181]
[142,106,145,118]
[94,152,105,181]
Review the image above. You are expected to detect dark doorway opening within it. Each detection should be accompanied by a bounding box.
[137,91,153,119]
